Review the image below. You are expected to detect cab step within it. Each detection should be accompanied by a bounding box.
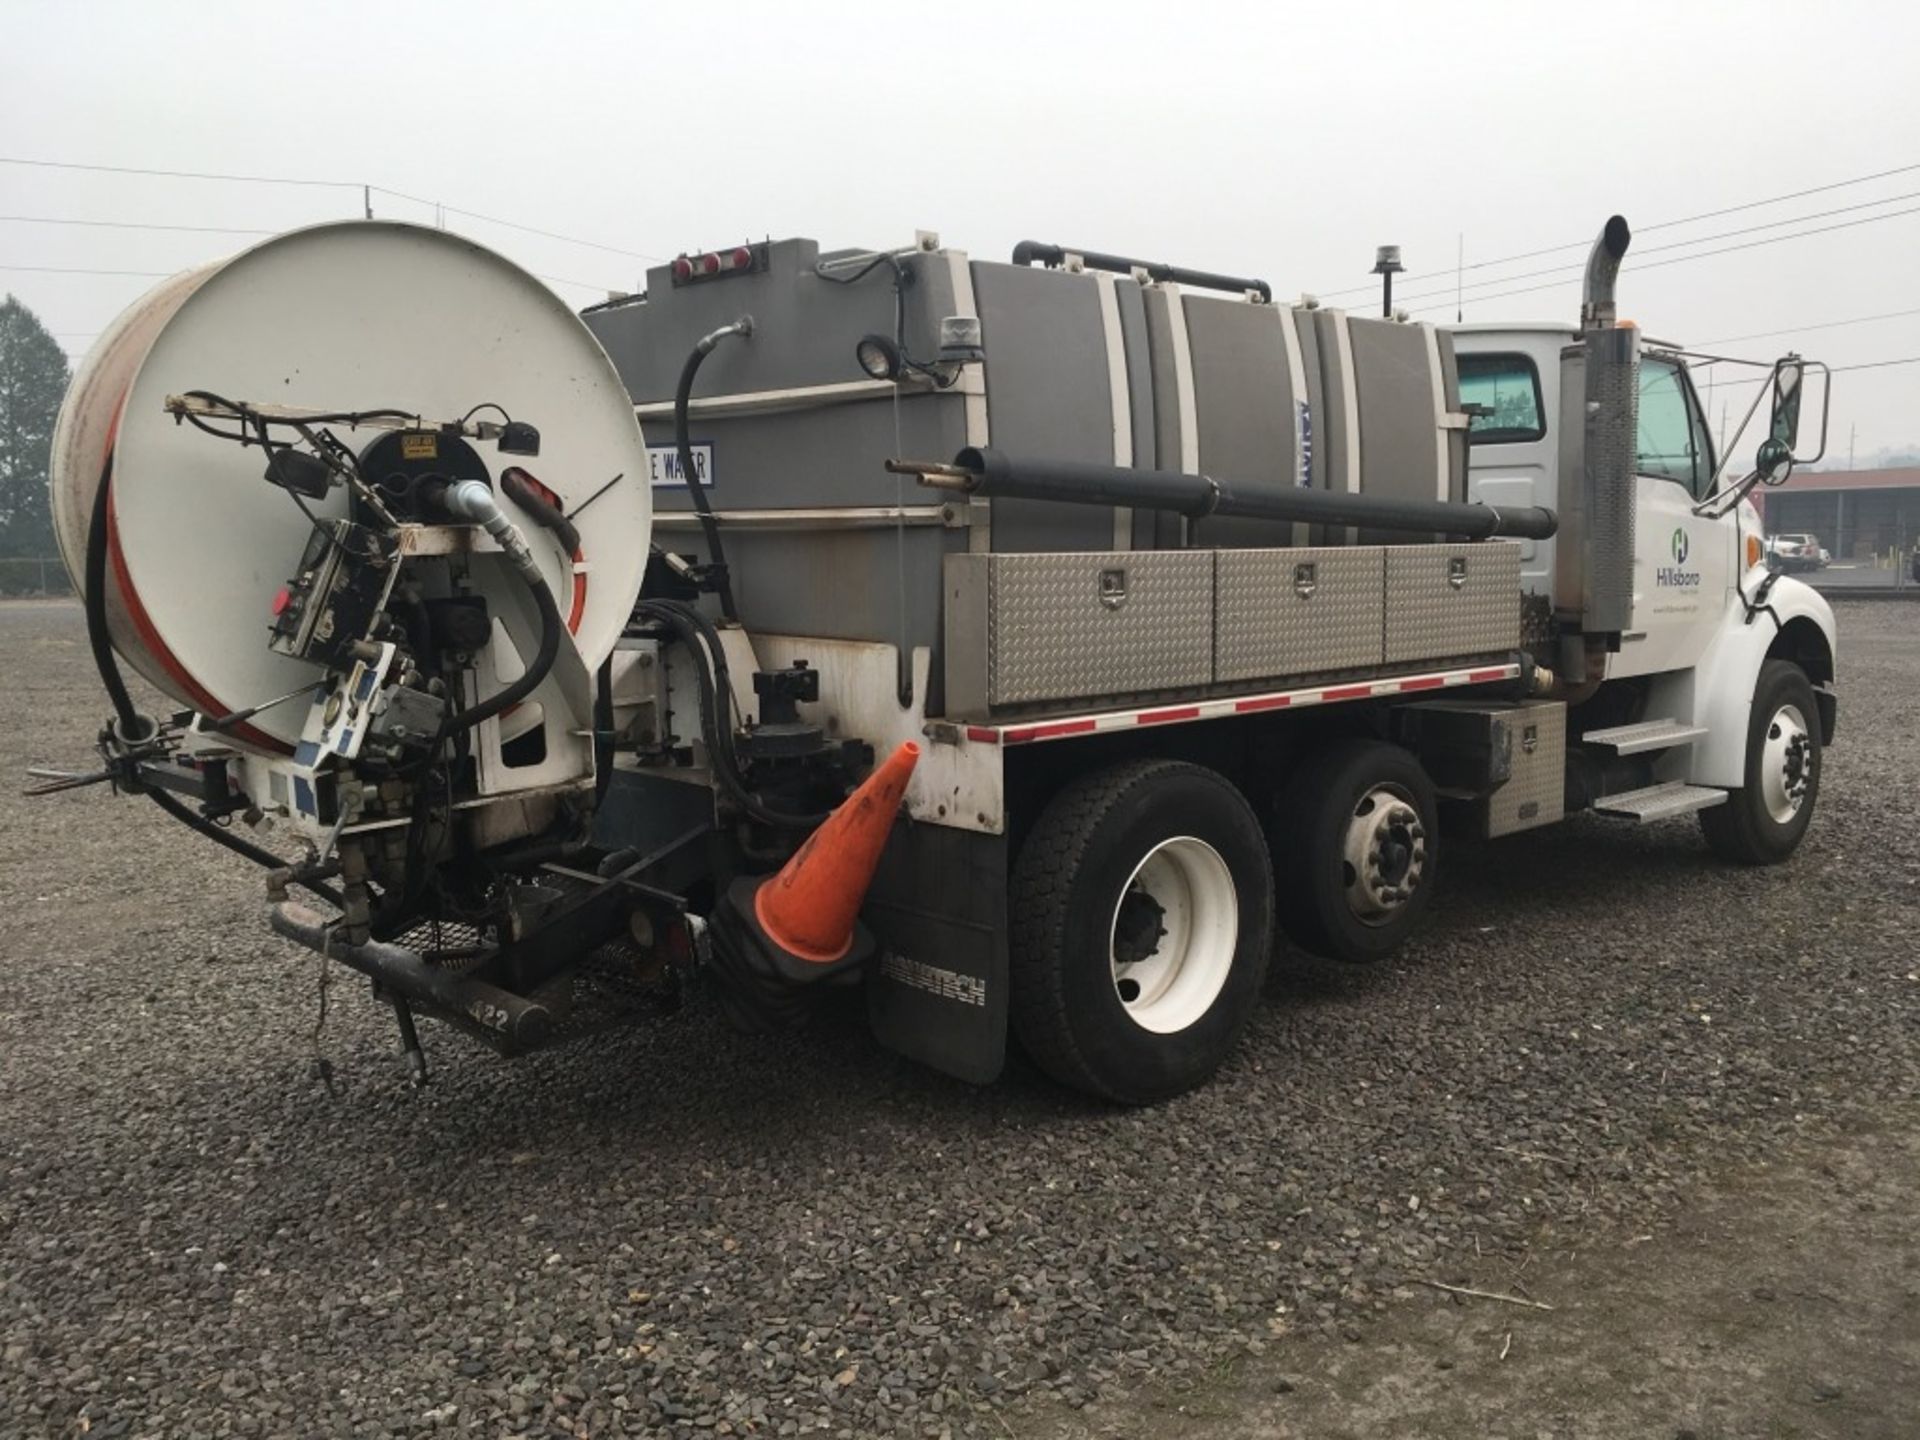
[1592,780,1728,823]
[1582,718,1710,754]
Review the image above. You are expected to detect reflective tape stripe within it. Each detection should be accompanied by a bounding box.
[968,663,1521,747]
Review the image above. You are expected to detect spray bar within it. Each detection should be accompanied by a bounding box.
[886,447,1559,541]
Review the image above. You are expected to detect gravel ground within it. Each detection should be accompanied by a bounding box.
[2,598,1916,1440]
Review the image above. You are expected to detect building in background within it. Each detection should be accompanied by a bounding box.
[1752,468,1920,559]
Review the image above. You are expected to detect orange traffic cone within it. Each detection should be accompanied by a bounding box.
[708,743,921,1028]
[755,741,920,963]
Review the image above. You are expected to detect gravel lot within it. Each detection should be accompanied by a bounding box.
[3,598,1916,1439]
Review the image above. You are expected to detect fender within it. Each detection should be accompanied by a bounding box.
[1644,568,1837,790]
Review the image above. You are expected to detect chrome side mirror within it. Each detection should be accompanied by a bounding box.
[1756,436,1794,487]
[1769,360,1804,452]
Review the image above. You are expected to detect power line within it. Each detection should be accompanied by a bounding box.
[0,215,278,236]
[3,260,619,292]
[1,263,172,277]
[1385,189,1920,310]
[1672,355,1920,388]
[533,272,622,293]
[1694,307,1920,348]
[1316,159,1920,299]
[1410,204,1920,315]
[370,187,664,263]
[1833,355,1920,374]
[0,155,661,266]
[0,155,357,189]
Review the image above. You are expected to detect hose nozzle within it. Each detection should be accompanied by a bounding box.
[443,478,540,582]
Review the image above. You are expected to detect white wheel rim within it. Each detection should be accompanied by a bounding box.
[1759,701,1813,824]
[1108,836,1239,1035]
[1340,783,1427,926]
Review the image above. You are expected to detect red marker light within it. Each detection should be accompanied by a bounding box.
[730,246,752,270]
[271,586,292,616]
[698,252,721,276]
[672,256,694,282]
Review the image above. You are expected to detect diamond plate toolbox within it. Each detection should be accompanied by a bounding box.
[1215,547,1385,683]
[1383,542,1522,665]
[1484,699,1566,837]
[943,551,1214,713]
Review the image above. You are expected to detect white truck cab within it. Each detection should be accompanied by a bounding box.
[1451,321,1836,801]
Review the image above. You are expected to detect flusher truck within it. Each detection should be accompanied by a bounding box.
[37,215,1836,1102]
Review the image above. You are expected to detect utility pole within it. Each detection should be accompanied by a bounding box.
[1848,422,1856,471]
[1456,234,1464,324]
[363,184,372,220]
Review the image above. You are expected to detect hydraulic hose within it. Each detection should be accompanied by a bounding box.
[632,598,827,830]
[672,319,753,623]
[592,654,615,811]
[84,469,141,736]
[436,478,562,741]
[82,472,341,907]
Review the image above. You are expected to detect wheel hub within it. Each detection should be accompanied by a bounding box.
[1760,702,1812,825]
[1107,836,1239,1034]
[1342,786,1427,924]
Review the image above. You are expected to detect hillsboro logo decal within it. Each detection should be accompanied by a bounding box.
[1657,526,1700,588]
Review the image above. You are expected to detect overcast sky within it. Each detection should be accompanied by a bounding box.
[3,0,1916,459]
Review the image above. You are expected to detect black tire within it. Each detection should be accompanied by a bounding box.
[1272,738,1438,964]
[1699,659,1823,865]
[1008,761,1274,1105]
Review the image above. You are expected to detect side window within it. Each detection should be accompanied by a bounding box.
[1459,353,1545,444]
[1637,357,1714,495]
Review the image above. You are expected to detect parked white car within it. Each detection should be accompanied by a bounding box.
[1765,533,1827,573]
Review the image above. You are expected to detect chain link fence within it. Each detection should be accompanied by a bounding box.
[0,558,75,598]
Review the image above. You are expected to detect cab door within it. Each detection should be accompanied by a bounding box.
[1613,354,1730,678]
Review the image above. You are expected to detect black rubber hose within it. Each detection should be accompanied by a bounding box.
[148,788,343,907]
[672,326,749,623]
[592,654,615,811]
[634,601,762,814]
[499,467,581,555]
[434,576,561,741]
[82,472,342,907]
[632,599,827,830]
[83,470,141,734]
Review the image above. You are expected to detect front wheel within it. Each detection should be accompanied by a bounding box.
[1700,659,1823,865]
[1009,761,1274,1104]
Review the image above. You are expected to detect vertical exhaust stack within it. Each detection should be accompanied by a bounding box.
[1578,215,1638,638]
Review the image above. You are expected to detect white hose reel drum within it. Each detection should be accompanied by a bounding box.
[49,221,653,751]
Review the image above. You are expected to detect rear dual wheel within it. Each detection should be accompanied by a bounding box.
[1273,739,1439,965]
[1009,762,1274,1104]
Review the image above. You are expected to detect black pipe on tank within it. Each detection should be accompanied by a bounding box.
[1010,242,1273,304]
[924,447,1558,541]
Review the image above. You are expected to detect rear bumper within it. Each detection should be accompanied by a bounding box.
[269,901,556,1053]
